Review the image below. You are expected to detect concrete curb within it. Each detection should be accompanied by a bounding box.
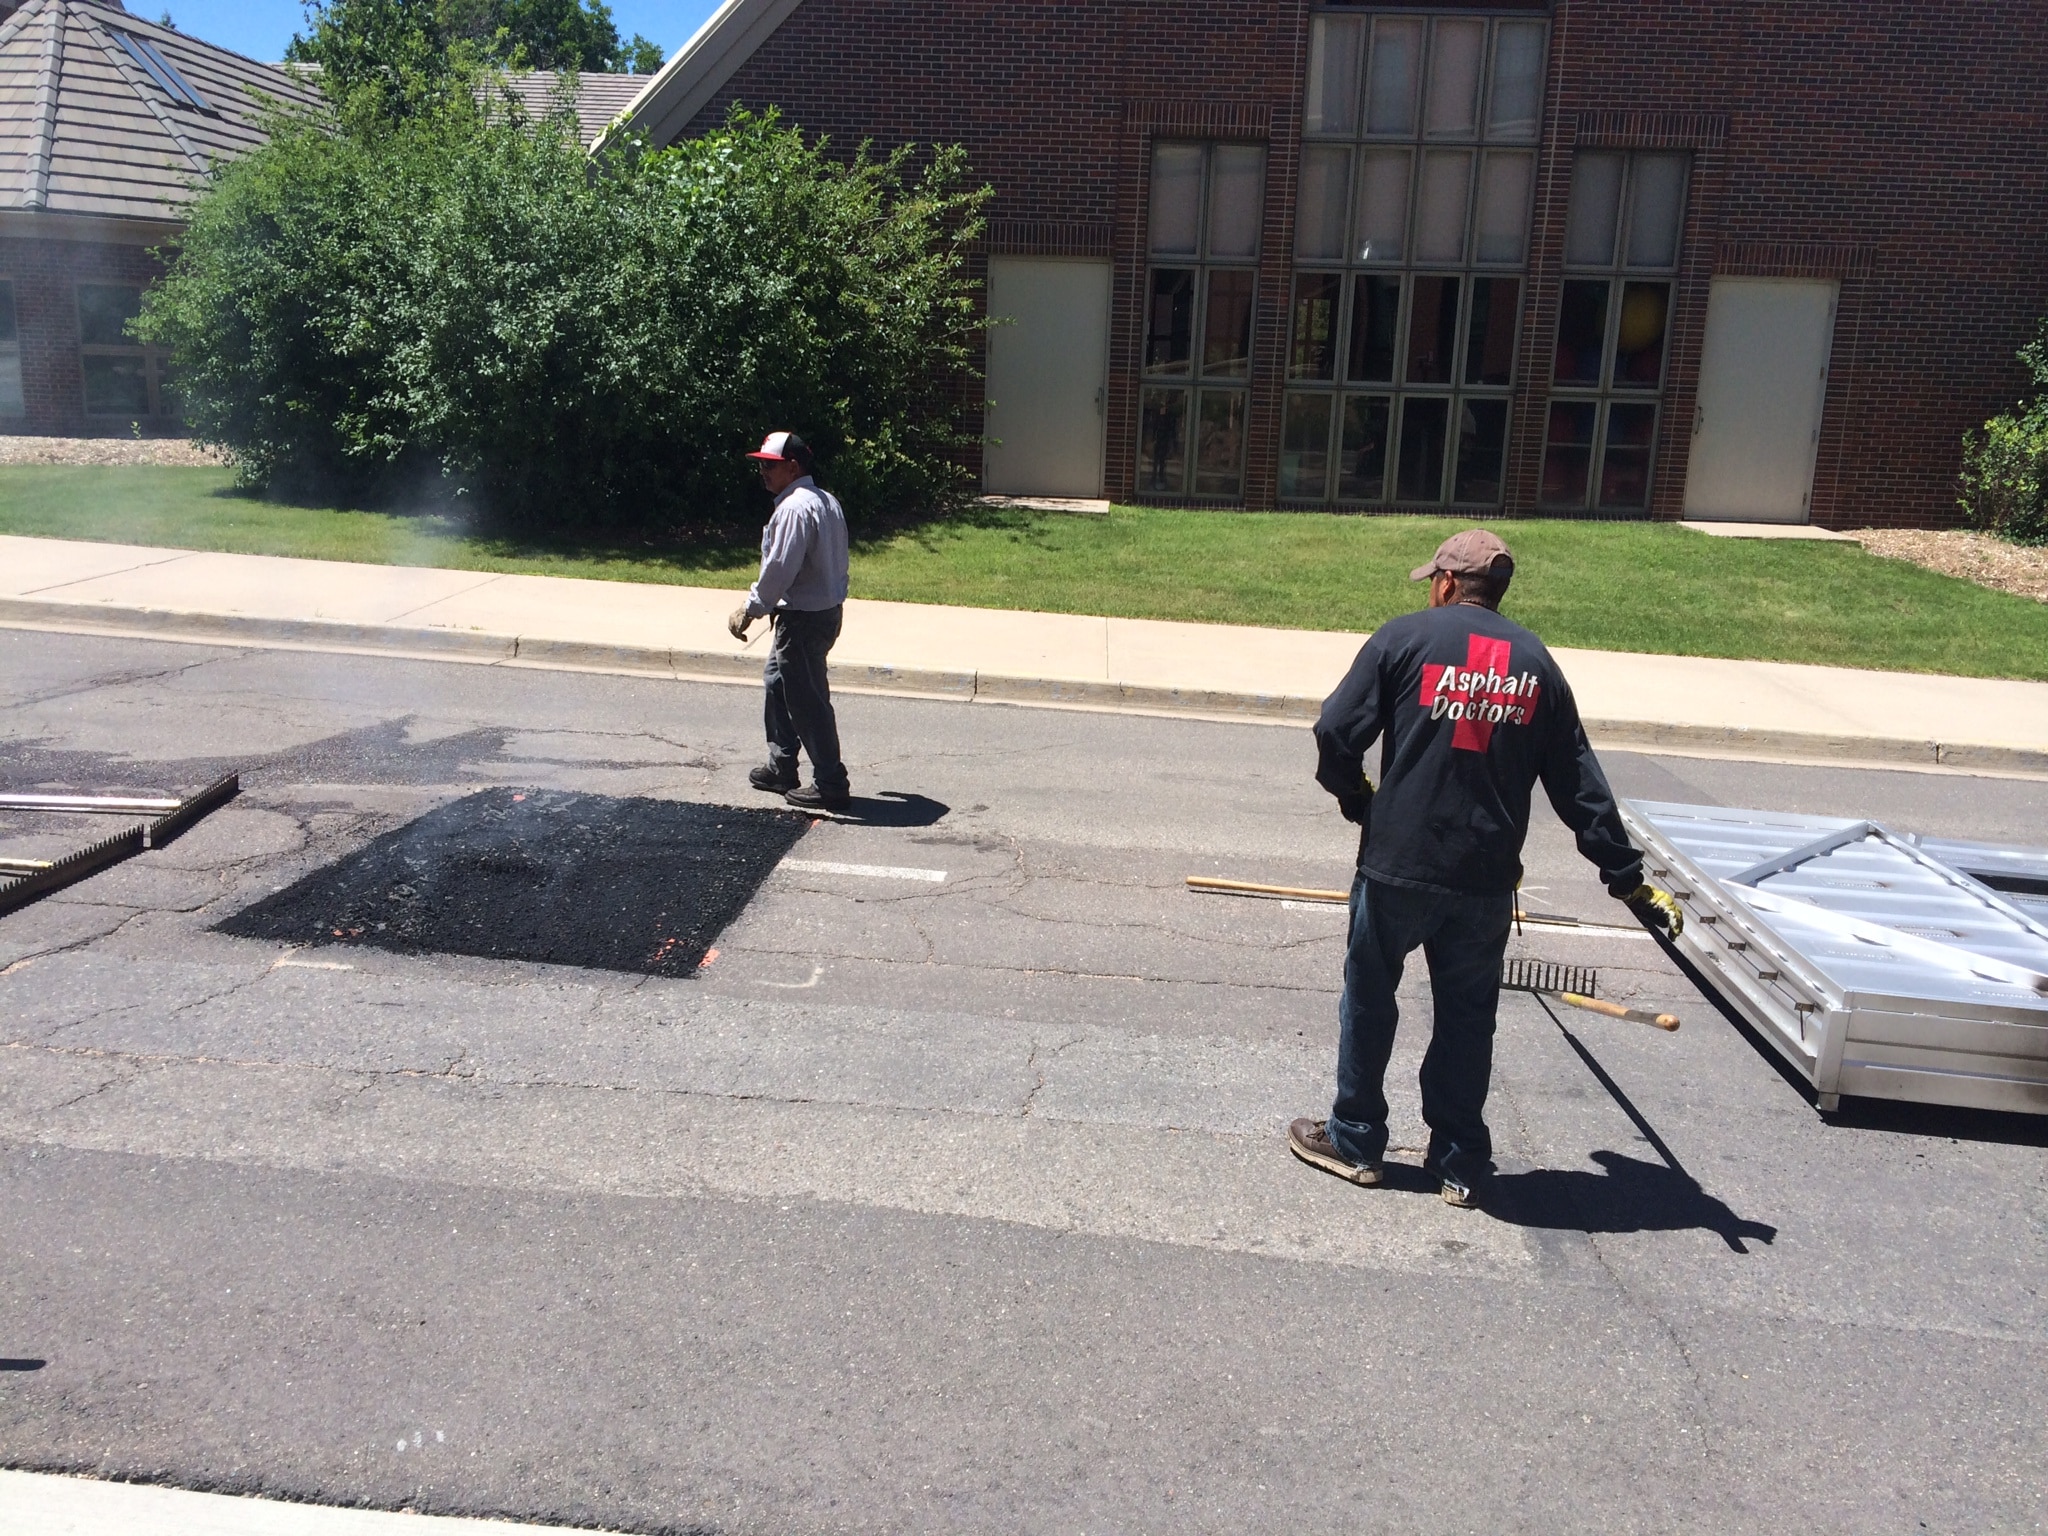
[2,596,2043,776]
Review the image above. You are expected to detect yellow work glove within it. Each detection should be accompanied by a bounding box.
[1616,883,1684,938]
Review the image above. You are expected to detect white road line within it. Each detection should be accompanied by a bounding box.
[0,1468,622,1535]
[780,859,947,883]
[1281,899,1347,913]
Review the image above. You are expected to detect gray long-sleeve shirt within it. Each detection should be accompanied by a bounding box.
[745,476,849,619]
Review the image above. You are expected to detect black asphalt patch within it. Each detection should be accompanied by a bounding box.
[218,789,809,977]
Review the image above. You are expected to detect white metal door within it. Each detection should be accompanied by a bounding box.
[983,257,1110,497]
[1683,278,1839,523]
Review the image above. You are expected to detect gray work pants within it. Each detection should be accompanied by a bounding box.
[763,605,848,796]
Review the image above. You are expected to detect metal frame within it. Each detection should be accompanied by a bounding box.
[1620,799,2048,1117]
[0,772,238,915]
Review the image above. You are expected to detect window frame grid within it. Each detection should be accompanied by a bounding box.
[76,282,175,420]
[1539,152,1691,514]
[1284,10,1546,509]
[1138,140,1265,502]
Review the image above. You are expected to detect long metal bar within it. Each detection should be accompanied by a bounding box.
[1727,821,1875,887]
[0,792,182,814]
[0,856,53,875]
[146,772,239,848]
[0,826,144,916]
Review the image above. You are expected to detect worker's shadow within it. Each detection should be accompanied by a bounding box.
[1483,1151,1778,1254]
[830,791,949,828]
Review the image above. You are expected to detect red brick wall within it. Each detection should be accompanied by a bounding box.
[0,235,176,438]
[684,0,2048,528]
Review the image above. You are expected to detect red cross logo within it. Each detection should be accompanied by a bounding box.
[1419,635,1539,753]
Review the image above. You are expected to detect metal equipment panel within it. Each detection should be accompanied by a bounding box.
[1619,801,2048,1115]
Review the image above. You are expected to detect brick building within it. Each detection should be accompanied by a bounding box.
[0,0,639,438]
[624,1,2048,528]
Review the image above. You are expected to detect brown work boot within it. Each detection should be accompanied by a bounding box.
[1288,1118,1383,1186]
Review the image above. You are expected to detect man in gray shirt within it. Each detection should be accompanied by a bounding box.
[728,431,852,812]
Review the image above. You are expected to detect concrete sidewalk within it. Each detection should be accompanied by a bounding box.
[1,533,2044,774]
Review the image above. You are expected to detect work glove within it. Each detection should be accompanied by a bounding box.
[1615,882,1684,939]
[727,605,753,641]
[1336,772,1375,827]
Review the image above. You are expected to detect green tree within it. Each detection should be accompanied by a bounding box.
[1959,322,2048,545]
[137,101,988,528]
[290,0,663,90]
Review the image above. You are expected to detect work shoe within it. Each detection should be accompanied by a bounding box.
[1288,1118,1383,1186]
[748,763,798,792]
[1425,1153,1489,1209]
[785,783,852,813]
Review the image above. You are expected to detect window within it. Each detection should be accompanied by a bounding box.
[114,31,210,110]
[0,282,22,416]
[1286,12,1547,506]
[1540,151,1689,511]
[77,284,174,418]
[1139,141,1265,499]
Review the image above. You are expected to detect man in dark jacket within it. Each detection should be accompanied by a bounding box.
[1288,530,1683,1207]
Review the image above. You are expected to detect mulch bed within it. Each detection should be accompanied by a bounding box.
[1848,529,2048,604]
[0,435,226,467]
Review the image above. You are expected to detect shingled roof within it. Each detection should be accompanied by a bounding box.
[498,70,648,147]
[0,0,321,223]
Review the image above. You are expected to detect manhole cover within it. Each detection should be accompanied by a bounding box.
[219,789,810,977]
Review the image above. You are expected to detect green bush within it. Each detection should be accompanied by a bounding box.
[136,96,989,531]
[1959,323,2048,545]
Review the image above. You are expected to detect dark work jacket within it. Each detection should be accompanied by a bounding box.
[1314,603,1643,897]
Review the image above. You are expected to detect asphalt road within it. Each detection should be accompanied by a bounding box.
[1,627,2044,1535]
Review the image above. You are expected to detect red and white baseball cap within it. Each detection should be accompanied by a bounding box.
[746,431,810,462]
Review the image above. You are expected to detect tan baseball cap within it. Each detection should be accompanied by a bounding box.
[1410,529,1516,581]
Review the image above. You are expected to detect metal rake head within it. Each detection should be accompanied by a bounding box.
[1501,958,1597,998]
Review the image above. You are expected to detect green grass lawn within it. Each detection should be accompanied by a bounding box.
[3,463,2044,680]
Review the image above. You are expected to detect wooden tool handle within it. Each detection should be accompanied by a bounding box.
[1559,992,1681,1032]
[1185,876,1349,904]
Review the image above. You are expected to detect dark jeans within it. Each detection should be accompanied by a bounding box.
[763,605,849,796]
[1326,875,1514,1174]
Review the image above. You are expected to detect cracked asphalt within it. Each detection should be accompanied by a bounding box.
[1,627,2045,1534]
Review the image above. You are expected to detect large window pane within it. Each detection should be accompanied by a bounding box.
[1465,276,1520,387]
[1405,275,1460,385]
[1487,21,1546,141]
[1208,145,1265,259]
[1564,152,1624,267]
[1280,392,1335,499]
[1613,282,1670,390]
[1364,17,1422,136]
[1414,150,1472,264]
[1626,153,1688,269]
[0,282,21,416]
[83,354,149,415]
[1554,279,1609,385]
[78,283,142,347]
[1194,390,1247,496]
[1339,395,1392,500]
[1296,145,1351,260]
[1540,400,1599,506]
[1145,269,1195,375]
[1425,19,1485,137]
[1395,397,1450,501]
[1347,274,1401,383]
[1354,148,1410,263]
[1139,388,1188,494]
[1304,15,1363,137]
[1290,273,1343,380]
[1149,143,1204,256]
[1474,151,1534,264]
[1600,403,1657,509]
[1455,399,1509,504]
[1202,269,1255,377]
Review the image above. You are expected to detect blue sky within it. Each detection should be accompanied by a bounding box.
[153,0,723,64]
